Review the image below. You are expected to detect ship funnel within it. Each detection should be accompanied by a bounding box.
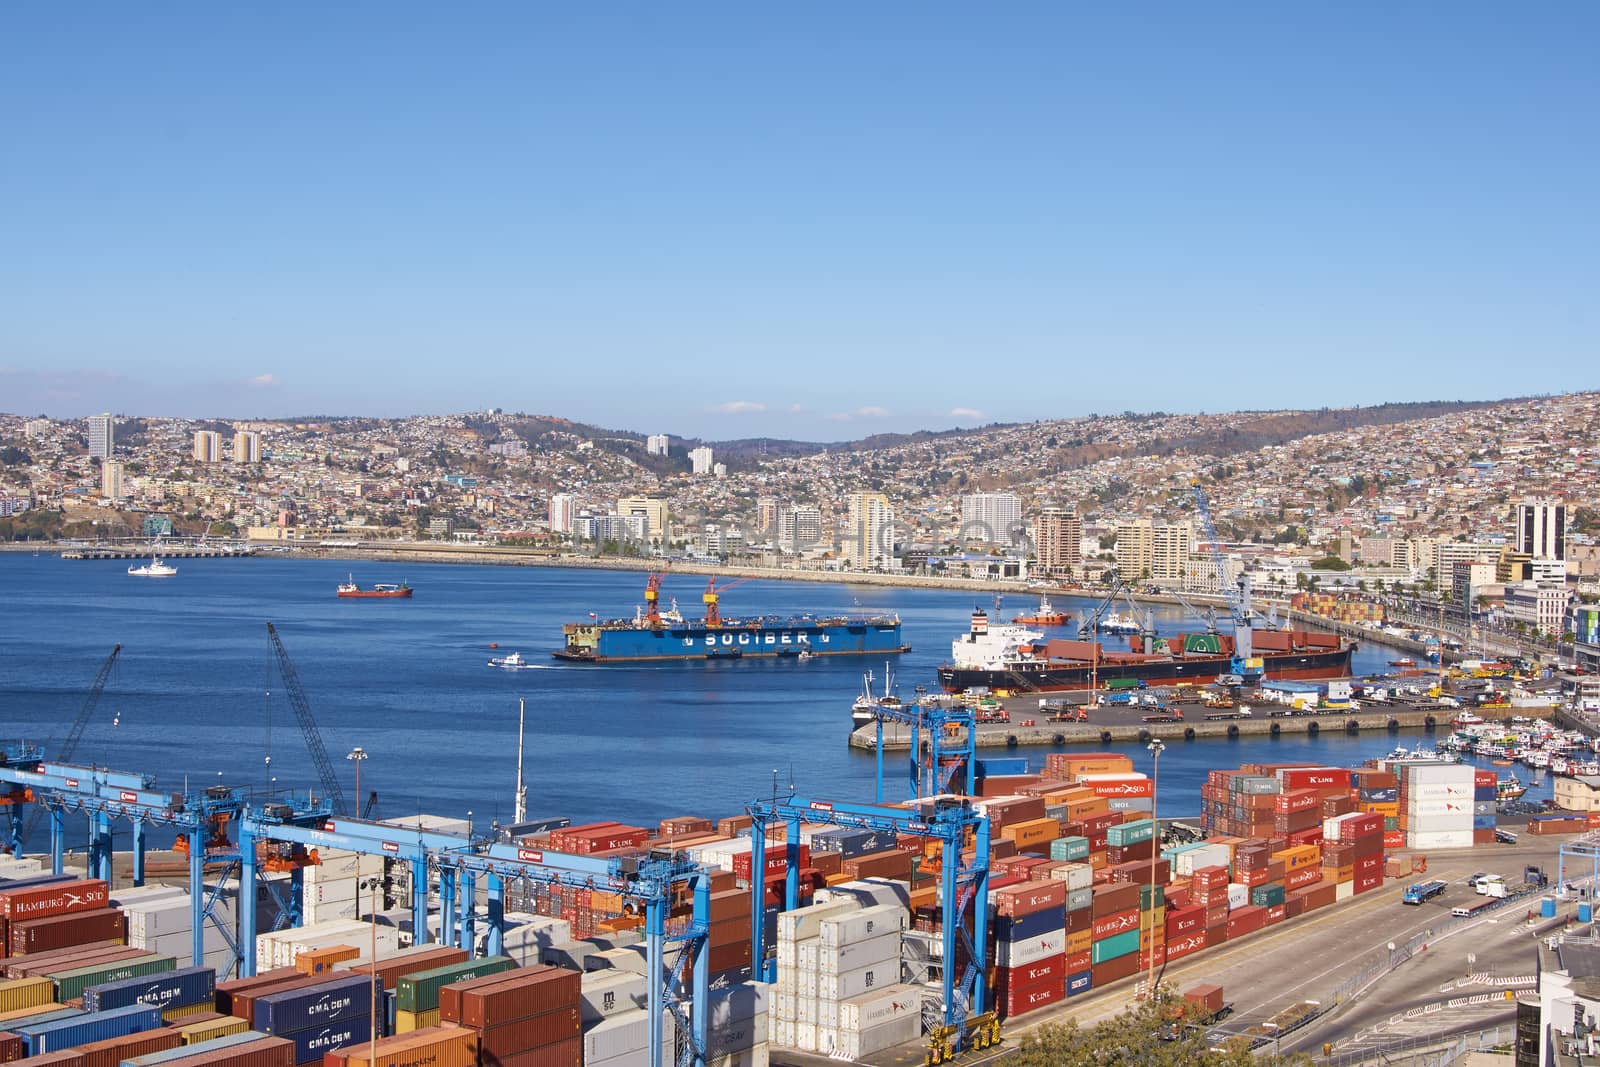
[971,608,988,635]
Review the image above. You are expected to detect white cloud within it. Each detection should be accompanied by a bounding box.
[855,406,890,418]
[789,403,804,413]
[712,400,766,414]
[950,407,983,420]
[248,373,278,388]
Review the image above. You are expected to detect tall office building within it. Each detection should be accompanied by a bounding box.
[548,493,576,534]
[233,430,261,464]
[845,491,895,570]
[100,459,126,500]
[689,446,714,475]
[1516,499,1566,561]
[87,414,114,459]
[193,431,222,463]
[1034,505,1084,574]
[960,493,1023,545]
[615,497,669,539]
[646,434,670,456]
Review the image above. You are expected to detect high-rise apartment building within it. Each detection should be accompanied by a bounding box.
[615,497,669,539]
[960,493,1022,545]
[1150,523,1192,583]
[87,414,114,459]
[193,431,222,463]
[1516,499,1566,561]
[778,506,823,554]
[845,491,895,570]
[755,497,779,536]
[101,459,126,500]
[548,493,576,534]
[1114,520,1154,580]
[689,446,714,475]
[233,430,261,464]
[1033,505,1083,574]
[646,434,670,456]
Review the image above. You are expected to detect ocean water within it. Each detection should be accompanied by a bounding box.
[0,555,1541,849]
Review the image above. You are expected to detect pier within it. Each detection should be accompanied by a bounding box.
[58,541,258,560]
[849,701,1533,751]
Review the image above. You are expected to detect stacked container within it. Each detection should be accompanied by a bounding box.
[990,883,1066,1018]
[253,973,374,1065]
[1399,764,1477,850]
[0,880,122,958]
[394,957,514,1033]
[302,852,385,926]
[83,965,216,1021]
[1324,812,1385,895]
[116,885,238,976]
[1472,770,1499,845]
[439,965,581,1067]
[323,1027,476,1067]
[770,897,915,1056]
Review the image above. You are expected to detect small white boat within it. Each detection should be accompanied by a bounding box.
[128,556,177,578]
[488,651,536,670]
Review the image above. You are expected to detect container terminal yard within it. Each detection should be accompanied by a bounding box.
[5,717,1600,1067]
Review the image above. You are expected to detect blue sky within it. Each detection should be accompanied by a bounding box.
[2,4,1596,440]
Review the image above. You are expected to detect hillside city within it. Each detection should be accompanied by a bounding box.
[2,392,1597,655]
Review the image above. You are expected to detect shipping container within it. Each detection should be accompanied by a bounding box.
[253,975,371,1037]
[0,883,110,923]
[394,958,513,1015]
[83,967,214,1014]
[324,1028,475,1067]
[284,1015,370,1065]
[10,912,127,957]
[469,1007,580,1059]
[70,1026,181,1067]
[16,1003,161,1055]
[0,979,54,1015]
[51,956,176,1005]
[445,967,579,1031]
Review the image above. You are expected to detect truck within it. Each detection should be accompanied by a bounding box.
[1160,984,1231,1040]
[1476,875,1508,898]
[1401,879,1448,905]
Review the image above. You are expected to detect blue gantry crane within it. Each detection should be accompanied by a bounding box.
[746,794,995,1065]
[866,698,975,803]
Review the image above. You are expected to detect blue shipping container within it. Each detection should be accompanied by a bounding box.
[1473,815,1496,830]
[1066,970,1093,997]
[17,1003,162,1055]
[84,966,217,1013]
[123,1031,270,1067]
[976,758,1029,778]
[287,1016,372,1065]
[254,975,372,1036]
[1360,788,1399,804]
[1474,788,1496,802]
[993,904,1066,944]
[0,873,75,891]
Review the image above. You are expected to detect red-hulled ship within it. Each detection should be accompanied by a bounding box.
[336,575,413,599]
[936,608,1355,694]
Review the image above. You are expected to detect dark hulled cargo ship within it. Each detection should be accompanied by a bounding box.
[553,573,911,663]
[935,608,1355,694]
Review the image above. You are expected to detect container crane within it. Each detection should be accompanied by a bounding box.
[20,644,122,849]
[1190,480,1261,683]
[702,576,753,628]
[265,622,348,816]
[643,569,668,628]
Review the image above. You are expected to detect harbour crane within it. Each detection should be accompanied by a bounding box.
[643,569,668,627]
[702,576,754,628]
[265,623,348,816]
[1190,480,1261,682]
[21,644,122,848]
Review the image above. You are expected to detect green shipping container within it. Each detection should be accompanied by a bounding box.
[1250,884,1286,908]
[1090,929,1141,965]
[50,955,175,1004]
[1138,885,1165,911]
[1050,837,1090,862]
[1107,820,1154,848]
[395,955,513,1014]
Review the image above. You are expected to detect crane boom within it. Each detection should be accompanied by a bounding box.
[265,623,348,816]
[22,644,123,846]
[1191,480,1253,662]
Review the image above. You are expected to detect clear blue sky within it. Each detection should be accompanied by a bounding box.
[2,4,1596,440]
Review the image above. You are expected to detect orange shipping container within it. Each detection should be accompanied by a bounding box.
[328,1028,476,1067]
[1003,818,1062,849]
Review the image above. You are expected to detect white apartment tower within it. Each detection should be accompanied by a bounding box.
[548,493,576,534]
[193,431,222,463]
[846,491,895,570]
[87,414,114,459]
[778,506,822,554]
[646,434,670,456]
[960,492,1023,545]
[689,446,714,475]
[100,459,126,500]
[233,430,261,464]
[1517,499,1566,561]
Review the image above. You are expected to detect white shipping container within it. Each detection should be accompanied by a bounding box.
[382,813,470,837]
[795,1022,817,1053]
[584,1050,648,1067]
[797,941,819,972]
[1047,863,1094,892]
[777,901,858,943]
[775,964,797,992]
[305,849,385,880]
[772,992,796,1023]
[707,1045,768,1067]
[708,1015,766,1057]
[823,1013,922,1059]
[770,1019,795,1049]
[994,931,1063,968]
[1227,884,1250,910]
[135,925,233,956]
[1408,784,1472,801]
[1174,844,1232,877]
[1334,880,1354,902]
[1407,800,1474,819]
[706,983,771,1027]
[817,931,901,975]
[581,970,649,1023]
[1404,765,1474,785]
[815,963,901,1002]
[813,879,911,911]
[303,899,361,924]
[691,839,755,872]
[1066,887,1093,913]
[775,939,799,970]
[110,885,189,908]
[1408,830,1476,850]
[582,1009,671,1063]
[797,970,818,999]
[837,985,922,1032]
[796,997,818,1026]
[819,905,907,949]
[812,999,837,1031]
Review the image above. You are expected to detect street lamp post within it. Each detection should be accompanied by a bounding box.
[359,875,380,1067]
[1145,737,1165,996]
[347,748,368,812]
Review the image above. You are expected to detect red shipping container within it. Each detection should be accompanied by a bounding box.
[1353,873,1382,894]
[1280,769,1346,791]
[1287,828,1324,849]
[8,909,125,955]
[1164,930,1206,963]
[1090,952,1139,988]
[73,1028,182,1067]
[995,954,1066,1010]
[1354,854,1382,876]
[1091,910,1139,941]
[1165,906,1205,938]
[733,845,811,883]
[0,1034,24,1064]
[991,881,1067,918]
[1090,883,1140,917]
[1265,904,1286,925]
[471,1009,581,1059]
[1064,951,1091,973]
[473,1037,581,1067]
[1383,830,1406,850]
[1080,777,1153,799]
[1286,866,1323,891]
[0,881,109,922]
[1225,906,1266,940]
[444,967,579,1029]
[1474,770,1498,789]
[1274,790,1321,815]
[1000,981,1064,1018]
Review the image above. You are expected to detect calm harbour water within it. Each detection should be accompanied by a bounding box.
[0,555,1546,851]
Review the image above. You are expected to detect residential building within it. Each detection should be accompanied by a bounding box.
[577,514,646,543]
[1503,581,1571,635]
[1450,560,1499,611]
[1516,498,1566,560]
[616,497,669,539]
[713,462,727,478]
[548,493,575,534]
[755,497,778,536]
[778,505,823,554]
[1434,541,1498,583]
[1115,520,1154,580]
[24,419,50,440]
[100,459,126,500]
[1033,505,1083,575]
[1150,522,1192,583]
[689,446,714,475]
[960,492,1023,545]
[845,491,895,570]
[233,430,261,464]
[193,431,222,463]
[646,434,670,456]
[87,413,114,459]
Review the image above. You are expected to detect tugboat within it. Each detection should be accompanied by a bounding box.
[488,651,537,670]
[128,552,177,578]
[1496,774,1527,801]
[1013,595,1069,627]
[336,575,413,599]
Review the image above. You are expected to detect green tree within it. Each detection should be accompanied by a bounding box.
[1012,988,1311,1067]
